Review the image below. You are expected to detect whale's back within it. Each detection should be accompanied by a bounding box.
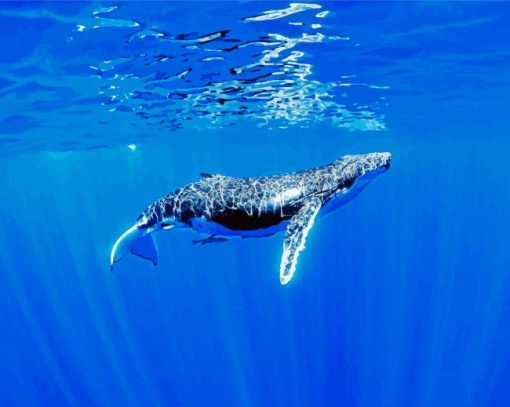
[174,173,307,230]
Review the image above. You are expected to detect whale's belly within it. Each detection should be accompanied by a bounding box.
[189,203,296,237]
[186,191,301,237]
[189,216,289,237]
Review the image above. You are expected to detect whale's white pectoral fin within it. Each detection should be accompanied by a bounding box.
[110,225,158,269]
[280,197,322,285]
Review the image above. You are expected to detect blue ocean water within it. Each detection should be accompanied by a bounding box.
[1,1,510,406]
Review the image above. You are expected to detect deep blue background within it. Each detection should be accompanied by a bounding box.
[1,2,510,406]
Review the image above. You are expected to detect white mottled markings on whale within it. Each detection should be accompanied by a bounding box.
[281,187,301,203]
[280,197,322,285]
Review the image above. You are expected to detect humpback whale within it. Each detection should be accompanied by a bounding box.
[111,152,391,284]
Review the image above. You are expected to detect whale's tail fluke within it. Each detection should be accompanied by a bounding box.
[110,225,158,269]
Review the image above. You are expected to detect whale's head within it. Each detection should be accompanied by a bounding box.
[320,152,391,212]
[359,152,391,171]
[333,152,391,186]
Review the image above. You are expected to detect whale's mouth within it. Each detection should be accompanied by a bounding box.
[356,154,392,185]
[364,165,389,179]
[372,152,392,171]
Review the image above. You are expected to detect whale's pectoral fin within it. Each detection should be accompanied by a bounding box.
[110,225,158,269]
[280,197,322,285]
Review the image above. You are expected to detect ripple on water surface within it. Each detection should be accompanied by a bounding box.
[0,2,389,153]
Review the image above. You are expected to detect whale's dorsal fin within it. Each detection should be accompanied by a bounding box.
[280,197,322,285]
[199,173,239,182]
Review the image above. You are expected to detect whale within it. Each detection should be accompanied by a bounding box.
[110,152,391,284]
